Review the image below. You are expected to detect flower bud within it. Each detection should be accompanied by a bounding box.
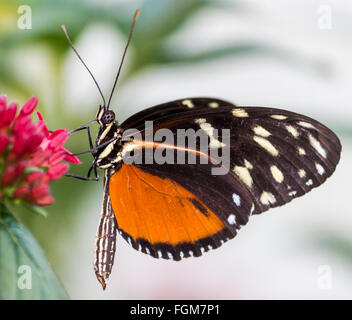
[19,97,38,117]
[13,185,30,199]
[31,183,50,200]
[25,171,44,184]
[45,163,69,182]
[2,166,16,187]
[0,95,80,208]
[0,135,9,154]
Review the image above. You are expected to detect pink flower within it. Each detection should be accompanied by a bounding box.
[0,95,81,207]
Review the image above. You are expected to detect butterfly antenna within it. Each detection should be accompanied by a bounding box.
[61,25,106,108]
[106,9,140,110]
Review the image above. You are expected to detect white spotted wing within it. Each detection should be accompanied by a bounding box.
[116,97,341,259]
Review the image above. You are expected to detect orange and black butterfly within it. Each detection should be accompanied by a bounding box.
[62,10,341,289]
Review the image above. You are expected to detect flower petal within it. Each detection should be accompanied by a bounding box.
[45,163,69,181]
[0,96,7,113]
[25,171,44,184]
[19,97,38,117]
[62,147,81,164]
[0,135,9,154]
[49,130,69,151]
[37,111,50,137]
[13,185,30,199]
[2,166,16,187]
[31,183,50,199]
[29,149,50,167]
[48,151,66,166]
[0,103,17,128]
[34,195,54,206]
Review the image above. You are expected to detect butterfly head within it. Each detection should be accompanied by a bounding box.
[96,105,116,127]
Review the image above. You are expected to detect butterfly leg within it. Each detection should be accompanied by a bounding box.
[49,119,96,146]
[64,163,99,181]
[63,137,118,158]
[69,119,97,136]
[64,173,99,181]
[69,122,95,150]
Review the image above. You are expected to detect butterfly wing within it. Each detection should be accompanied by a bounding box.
[109,163,243,260]
[109,98,341,260]
[120,97,236,131]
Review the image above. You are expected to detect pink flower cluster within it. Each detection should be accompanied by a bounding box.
[0,96,80,206]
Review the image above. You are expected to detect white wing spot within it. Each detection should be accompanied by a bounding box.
[288,190,297,196]
[298,121,316,129]
[158,250,162,258]
[260,191,276,205]
[208,102,219,108]
[306,179,313,186]
[232,193,241,206]
[208,245,213,250]
[182,99,194,108]
[271,114,287,120]
[297,147,306,156]
[298,169,306,178]
[167,252,173,259]
[315,163,325,175]
[189,250,194,257]
[232,108,248,117]
[146,247,150,255]
[195,118,206,124]
[250,204,255,215]
[233,165,253,188]
[227,214,237,225]
[253,136,279,156]
[308,134,327,158]
[252,125,271,137]
[195,118,226,148]
[270,165,284,183]
[286,125,300,138]
[180,251,184,259]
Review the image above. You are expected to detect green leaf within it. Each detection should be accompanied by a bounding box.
[158,43,332,78]
[0,203,69,299]
[136,0,209,41]
[158,43,268,64]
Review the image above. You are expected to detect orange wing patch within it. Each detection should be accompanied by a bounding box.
[109,164,231,260]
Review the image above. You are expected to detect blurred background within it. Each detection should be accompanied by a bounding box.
[0,0,351,299]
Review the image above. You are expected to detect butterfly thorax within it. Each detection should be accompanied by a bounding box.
[94,122,123,169]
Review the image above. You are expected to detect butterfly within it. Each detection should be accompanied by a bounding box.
[62,10,341,289]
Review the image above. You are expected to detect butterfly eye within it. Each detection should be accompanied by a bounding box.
[101,110,115,124]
